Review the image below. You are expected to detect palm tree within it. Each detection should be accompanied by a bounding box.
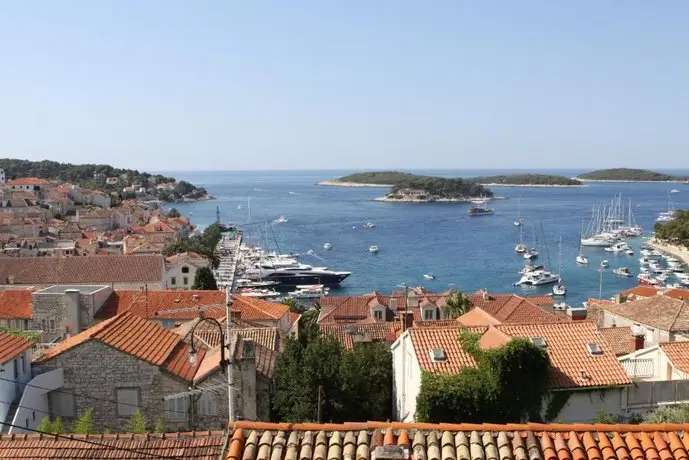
[442,290,472,319]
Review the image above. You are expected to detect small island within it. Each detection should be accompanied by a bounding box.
[471,173,583,187]
[0,158,211,203]
[576,168,689,183]
[376,175,493,202]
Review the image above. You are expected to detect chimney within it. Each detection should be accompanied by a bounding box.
[389,297,398,310]
[614,293,626,304]
[481,289,489,301]
[632,325,645,351]
[399,312,414,331]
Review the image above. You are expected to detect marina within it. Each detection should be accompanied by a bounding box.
[169,169,689,306]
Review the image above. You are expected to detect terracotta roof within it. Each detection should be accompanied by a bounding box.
[0,289,32,319]
[665,289,689,301]
[409,322,631,389]
[456,307,503,326]
[34,312,205,382]
[599,327,634,356]
[320,322,401,349]
[594,296,689,332]
[622,285,662,299]
[165,251,208,268]
[8,177,51,185]
[0,255,163,285]
[0,431,226,459]
[96,290,226,320]
[318,293,380,323]
[226,421,689,460]
[0,332,34,365]
[232,295,289,321]
[415,319,462,328]
[660,342,689,374]
[468,293,561,323]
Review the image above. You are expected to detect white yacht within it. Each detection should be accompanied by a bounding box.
[515,243,527,253]
[604,242,629,253]
[553,283,566,296]
[613,267,633,278]
[423,273,436,280]
[581,236,615,247]
[369,245,379,253]
[515,270,560,286]
[275,215,289,223]
[323,242,332,250]
[601,260,609,268]
[363,222,376,229]
[576,255,589,264]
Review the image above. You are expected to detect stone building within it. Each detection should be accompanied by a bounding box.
[17,312,264,433]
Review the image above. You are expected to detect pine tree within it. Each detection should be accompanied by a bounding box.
[73,408,95,434]
[51,417,66,435]
[192,266,218,290]
[153,418,166,434]
[125,409,147,434]
[37,416,53,433]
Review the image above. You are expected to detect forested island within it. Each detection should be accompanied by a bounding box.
[471,174,582,187]
[577,168,689,182]
[654,210,689,248]
[318,171,582,188]
[0,158,210,202]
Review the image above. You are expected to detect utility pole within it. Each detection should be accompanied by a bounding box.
[403,282,409,331]
[226,293,234,423]
[317,385,323,423]
[599,265,604,300]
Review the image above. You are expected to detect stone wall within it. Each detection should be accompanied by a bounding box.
[31,291,99,342]
[33,341,192,432]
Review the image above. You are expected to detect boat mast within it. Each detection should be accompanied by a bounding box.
[558,235,563,280]
[579,222,584,256]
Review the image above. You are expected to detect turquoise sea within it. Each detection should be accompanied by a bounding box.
[160,169,689,306]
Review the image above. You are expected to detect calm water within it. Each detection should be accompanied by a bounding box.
[160,169,689,306]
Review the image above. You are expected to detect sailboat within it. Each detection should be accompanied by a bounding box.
[515,218,527,253]
[523,224,539,259]
[514,197,524,226]
[576,222,589,264]
[553,236,566,296]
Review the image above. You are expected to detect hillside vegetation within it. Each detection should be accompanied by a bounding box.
[390,177,492,198]
[0,158,208,202]
[473,174,582,186]
[577,168,687,182]
[337,171,421,185]
[655,210,689,248]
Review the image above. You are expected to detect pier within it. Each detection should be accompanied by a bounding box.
[214,231,242,292]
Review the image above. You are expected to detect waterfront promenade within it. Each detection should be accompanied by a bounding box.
[214,232,242,292]
[649,238,689,266]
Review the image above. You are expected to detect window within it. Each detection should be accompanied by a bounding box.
[171,277,176,286]
[197,393,216,416]
[373,309,383,320]
[165,396,188,421]
[116,388,140,416]
[49,319,55,333]
[181,266,189,274]
[183,277,188,285]
[20,354,25,375]
[41,319,47,332]
[50,388,76,418]
[423,308,436,321]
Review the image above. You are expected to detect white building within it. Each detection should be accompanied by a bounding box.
[164,252,210,290]
[392,322,632,423]
[619,340,689,381]
[0,332,35,431]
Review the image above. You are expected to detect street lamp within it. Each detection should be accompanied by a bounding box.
[187,313,231,373]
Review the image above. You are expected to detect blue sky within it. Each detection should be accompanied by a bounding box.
[1,1,688,171]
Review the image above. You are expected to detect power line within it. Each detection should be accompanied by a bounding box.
[0,376,230,423]
[0,418,181,459]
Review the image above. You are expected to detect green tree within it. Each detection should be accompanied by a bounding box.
[192,267,218,290]
[593,410,618,424]
[167,208,181,218]
[37,416,54,434]
[51,417,66,434]
[272,335,344,422]
[125,409,147,434]
[339,342,392,421]
[153,418,166,433]
[73,408,95,434]
[282,297,304,313]
[443,290,472,319]
[415,330,550,423]
[643,404,689,423]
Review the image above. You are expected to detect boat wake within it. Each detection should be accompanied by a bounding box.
[305,250,327,262]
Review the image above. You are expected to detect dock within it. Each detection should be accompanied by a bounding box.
[214,231,242,292]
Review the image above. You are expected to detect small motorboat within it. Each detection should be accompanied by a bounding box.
[637,273,658,285]
[639,257,650,265]
[524,249,539,260]
[576,255,589,265]
[625,248,634,256]
[369,245,379,254]
[613,267,633,277]
[275,215,288,223]
[423,273,436,280]
[237,204,243,210]
[600,260,609,268]
[553,283,566,296]
[514,219,522,227]
[323,242,332,250]
[363,222,376,229]
[515,243,527,253]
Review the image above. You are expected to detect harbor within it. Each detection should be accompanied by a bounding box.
[171,169,689,306]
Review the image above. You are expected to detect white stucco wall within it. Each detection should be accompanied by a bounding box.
[551,388,626,423]
[10,368,64,434]
[0,349,35,430]
[391,331,422,422]
[619,346,689,381]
